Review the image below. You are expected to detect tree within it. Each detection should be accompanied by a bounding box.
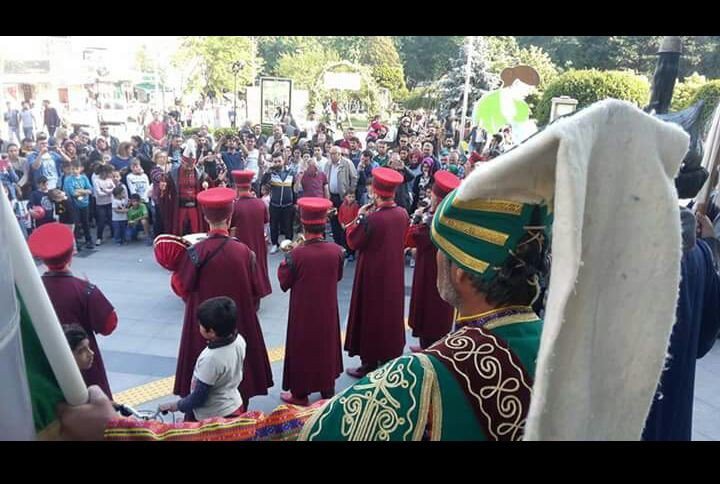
[134,44,153,73]
[276,44,341,90]
[394,36,463,87]
[257,36,320,76]
[360,36,408,99]
[436,37,499,117]
[173,36,262,98]
[317,37,366,64]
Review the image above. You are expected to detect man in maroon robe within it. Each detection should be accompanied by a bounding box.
[277,197,345,405]
[169,154,205,236]
[28,223,118,399]
[406,170,460,351]
[154,187,273,407]
[344,167,409,378]
[229,170,272,301]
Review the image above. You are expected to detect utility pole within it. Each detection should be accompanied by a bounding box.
[231,61,244,129]
[459,36,473,146]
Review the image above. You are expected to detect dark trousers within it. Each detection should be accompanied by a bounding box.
[96,203,112,240]
[113,220,127,243]
[152,201,165,236]
[48,125,57,137]
[269,205,294,246]
[74,206,92,243]
[330,193,352,256]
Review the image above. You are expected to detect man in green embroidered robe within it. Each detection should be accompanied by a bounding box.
[299,188,552,441]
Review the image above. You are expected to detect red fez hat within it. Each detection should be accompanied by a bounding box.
[231,170,254,188]
[197,187,236,223]
[27,223,74,270]
[432,170,461,200]
[153,234,191,271]
[298,197,333,225]
[371,167,404,198]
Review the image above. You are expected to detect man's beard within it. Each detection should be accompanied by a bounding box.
[437,256,462,309]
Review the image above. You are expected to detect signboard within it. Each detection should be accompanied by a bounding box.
[260,77,292,126]
[323,71,362,91]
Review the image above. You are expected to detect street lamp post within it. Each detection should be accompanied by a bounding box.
[231,61,244,129]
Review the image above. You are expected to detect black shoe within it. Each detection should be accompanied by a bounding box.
[85,241,94,250]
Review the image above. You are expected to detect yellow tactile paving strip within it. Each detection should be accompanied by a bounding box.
[115,320,412,407]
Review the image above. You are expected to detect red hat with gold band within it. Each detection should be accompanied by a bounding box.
[298,197,333,225]
[197,187,236,223]
[371,167,404,198]
[153,234,191,271]
[432,170,461,200]
[231,170,254,189]
[27,223,74,270]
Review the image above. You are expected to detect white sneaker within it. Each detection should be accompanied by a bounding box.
[270,245,278,254]
[95,239,102,246]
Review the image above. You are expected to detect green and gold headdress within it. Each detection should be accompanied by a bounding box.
[431,189,552,282]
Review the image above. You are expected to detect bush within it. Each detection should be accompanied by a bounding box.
[535,69,650,125]
[401,86,439,111]
[214,128,237,140]
[671,72,707,112]
[688,79,720,133]
[182,127,201,137]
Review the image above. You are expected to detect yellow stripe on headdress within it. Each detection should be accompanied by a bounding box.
[437,215,509,246]
[431,223,489,274]
[451,197,524,216]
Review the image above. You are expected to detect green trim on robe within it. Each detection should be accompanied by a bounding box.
[299,318,543,441]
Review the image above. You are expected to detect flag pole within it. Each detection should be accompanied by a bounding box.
[0,194,88,406]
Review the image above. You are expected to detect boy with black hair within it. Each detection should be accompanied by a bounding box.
[27,175,55,227]
[63,324,95,371]
[160,296,247,421]
[126,193,151,244]
[63,160,94,249]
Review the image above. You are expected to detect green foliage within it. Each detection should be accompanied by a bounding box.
[518,36,720,80]
[257,36,314,75]
[309,61,381,117]
[536,69,650,125]
[317,37,367,64]
[394,36,463,87]
[182,127,202,137]
[401,85,440,111]
[174,37,263,98]
[688,79,720,130]
[671,72,708,111]
[213,128,237,140]
[276,45,341,90]
[360,37,408,99]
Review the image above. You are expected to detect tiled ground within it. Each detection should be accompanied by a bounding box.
[59,236,720,440]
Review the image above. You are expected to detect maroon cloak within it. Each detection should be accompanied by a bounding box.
[344,203,409,365]
[171,231,273,404]
[406,219,454,347]
[41,271,116,399]
[278,237,345,397]
[230,195,272,298]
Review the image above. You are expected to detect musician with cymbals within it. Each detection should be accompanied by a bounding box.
[154,187,274,409]
[406,170,460,351]
[277,197,346,405]
[344,167,410,378]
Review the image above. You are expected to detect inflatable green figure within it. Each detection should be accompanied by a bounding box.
[472,65,540,143]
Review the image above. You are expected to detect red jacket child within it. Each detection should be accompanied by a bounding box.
[338,195,360,229]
